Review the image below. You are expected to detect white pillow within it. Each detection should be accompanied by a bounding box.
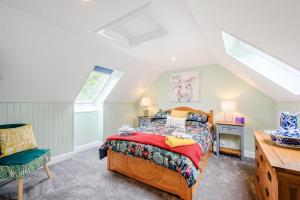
[165,116,186,128]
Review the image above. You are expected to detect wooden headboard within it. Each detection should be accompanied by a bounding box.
[166,107,214,125]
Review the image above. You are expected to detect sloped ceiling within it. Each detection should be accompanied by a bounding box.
[0,0,214,102]
[1,0,299,102]
[185,0,300,101]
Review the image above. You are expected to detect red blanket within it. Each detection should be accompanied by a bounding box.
[107,132,203,168]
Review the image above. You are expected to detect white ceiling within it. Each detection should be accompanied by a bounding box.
[1,0,214,69]
[0,0,214,102]
[0,0,299,102]
[185,0,300,101]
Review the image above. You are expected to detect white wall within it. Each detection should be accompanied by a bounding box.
[139,65,276,154]
[102,102,137,140]
[74,111,101,147]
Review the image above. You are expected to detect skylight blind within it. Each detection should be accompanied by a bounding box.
[94,66,113,75]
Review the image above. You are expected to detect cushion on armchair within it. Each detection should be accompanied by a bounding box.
[0,148,50,179]
[0,148,50,166]
[0,124,38,157]
[0,124,26,156]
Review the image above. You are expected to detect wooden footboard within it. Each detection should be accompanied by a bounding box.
[107,149,212,200]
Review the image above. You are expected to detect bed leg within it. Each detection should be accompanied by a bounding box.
[184,190,193,200]
[107,150,112,171]
[180,189,192,200]
[180,175,193,200]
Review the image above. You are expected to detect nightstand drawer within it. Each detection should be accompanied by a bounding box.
[139,118,150,124]
[219,125,241,135]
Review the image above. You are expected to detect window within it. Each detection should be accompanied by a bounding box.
[96,3,168,47]
[221,30,300,95]
[76,66,113,103]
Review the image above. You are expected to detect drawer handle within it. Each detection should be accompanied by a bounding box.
[267,171,272,182]
[260,155,263,162]
[256,175,259,182]
[226,128,236,131]
[265,187,269,197]
[255,145,258,150]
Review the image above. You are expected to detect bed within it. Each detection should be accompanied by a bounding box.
[104,107,214,200]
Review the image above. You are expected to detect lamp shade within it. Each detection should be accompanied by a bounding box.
[141,97,151,107]
[221,100,236,111]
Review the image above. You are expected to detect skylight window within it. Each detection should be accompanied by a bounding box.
[76,66,113,103]
[221,30,300,95]
[96,3,167,47]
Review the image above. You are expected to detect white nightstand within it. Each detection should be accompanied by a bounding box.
[216,121,245,160]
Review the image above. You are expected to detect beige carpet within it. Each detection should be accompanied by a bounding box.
[0,148,257,200]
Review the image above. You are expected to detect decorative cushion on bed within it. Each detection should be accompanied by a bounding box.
[153,111,171,119]
[151,119,167,127]
[165,116,186,128]
[0,124,38,158]
[186,112,208,123]
[185,121,207,129]
[171,110,189,118]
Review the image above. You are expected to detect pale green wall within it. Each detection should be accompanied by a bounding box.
[138,65,276,154]
[74,111,101,147]
[0,102,74,157]
[276,101,300,127]
[103,102,137,140]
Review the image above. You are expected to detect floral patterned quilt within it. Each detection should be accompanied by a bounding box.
[103,124,213,187]
[135,125,213,154]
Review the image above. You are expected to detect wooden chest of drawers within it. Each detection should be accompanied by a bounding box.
[254,130,300,200]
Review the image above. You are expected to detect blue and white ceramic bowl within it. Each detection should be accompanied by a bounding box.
[266,128,300,148]
[265,112,300,148]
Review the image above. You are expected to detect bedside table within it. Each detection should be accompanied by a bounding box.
[138,116,152,127]
[216,121,245,160]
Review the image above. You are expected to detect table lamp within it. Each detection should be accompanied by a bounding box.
[221,100,236,122]
[141,97,151,117]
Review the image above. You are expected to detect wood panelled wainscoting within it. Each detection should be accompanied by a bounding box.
[0,102,74,156]
[254,130,300,200]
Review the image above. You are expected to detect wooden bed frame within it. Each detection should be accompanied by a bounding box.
[107,107,214,200]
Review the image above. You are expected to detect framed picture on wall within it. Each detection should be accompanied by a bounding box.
[170,70,199,102]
